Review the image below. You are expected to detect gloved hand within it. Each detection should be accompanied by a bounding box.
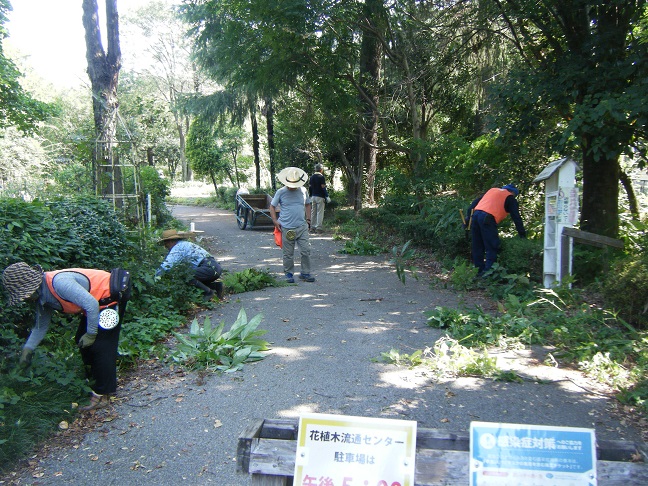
[326,197,331,204]
[78,333,97,349]
[18,348,34,369]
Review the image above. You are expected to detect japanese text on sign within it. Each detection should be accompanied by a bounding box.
[470,421,596,486]
[294,413,417,486]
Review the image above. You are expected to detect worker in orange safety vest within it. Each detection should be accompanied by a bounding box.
[465,184,526,275]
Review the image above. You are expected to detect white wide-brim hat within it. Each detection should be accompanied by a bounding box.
[277,167,308,188]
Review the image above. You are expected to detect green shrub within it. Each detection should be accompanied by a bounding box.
[498,237,543,281]
[0,198,68,270]
[449,258,479,290]
[139,166,173,226]
[599,253,648,329]
[45,196,129,269]
[360,196,470,259]
[340,234,385,255]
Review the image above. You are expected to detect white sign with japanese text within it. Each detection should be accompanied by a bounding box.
[470,421,597,485]
[294,412,417,486]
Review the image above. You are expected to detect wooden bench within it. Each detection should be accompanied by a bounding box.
[237,418,648,485]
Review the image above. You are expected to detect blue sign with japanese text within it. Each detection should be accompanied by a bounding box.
[470,422,597,485]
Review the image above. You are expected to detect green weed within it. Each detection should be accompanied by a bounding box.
[339,234,384,255]
[390,240,418,284]
[170,308,269,372]
[222,268,279,293]
[377,337,501,380]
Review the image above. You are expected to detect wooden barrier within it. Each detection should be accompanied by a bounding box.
[237,418,648,485]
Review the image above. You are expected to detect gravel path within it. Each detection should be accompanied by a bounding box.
[3,204,643,485]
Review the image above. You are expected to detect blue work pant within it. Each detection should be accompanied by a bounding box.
[471,210,500,274]
[76,301,126,395]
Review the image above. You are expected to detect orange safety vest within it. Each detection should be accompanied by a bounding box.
[45,269,114,314]
[474,188,511,223]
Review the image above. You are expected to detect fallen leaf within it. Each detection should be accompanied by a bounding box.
[59,421,69,430]
[175,397,184,403]
[89,455,99,461]
[440,418,449,423]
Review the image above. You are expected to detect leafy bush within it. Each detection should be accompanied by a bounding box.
[139,166,173,226]
[361,196,470,259]
[45,196,129,269]
[340,234,385,255]
[449,258,479,290]
[598,253,648,329]
[498,237,543,280]
[0,198,68,270]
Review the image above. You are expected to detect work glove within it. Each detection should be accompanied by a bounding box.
[18,348,34,369]
[326,197,331,204]
[78,333,97,349]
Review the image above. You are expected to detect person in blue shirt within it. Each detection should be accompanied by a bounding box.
[156,229,223,300]
[270,167,315,283]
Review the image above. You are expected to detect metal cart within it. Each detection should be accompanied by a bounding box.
[235,193,276,230]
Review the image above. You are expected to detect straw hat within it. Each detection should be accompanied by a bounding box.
[2,262,44,306]
[277,167,308,188]
[158,229,195,244]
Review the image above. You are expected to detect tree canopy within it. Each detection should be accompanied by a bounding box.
[0,0,52,134]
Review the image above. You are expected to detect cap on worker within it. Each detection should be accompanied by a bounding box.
[277,167,308,188]
[502,184,519,196]
[2,262,44,306]
[158,229,195,244]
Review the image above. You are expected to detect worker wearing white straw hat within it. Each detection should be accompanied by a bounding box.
[270,167,315,283]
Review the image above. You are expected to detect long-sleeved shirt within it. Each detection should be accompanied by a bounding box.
[309,172,329,198]
[467,191,526,237]
[25,272,102,350]
[155,240,212,277]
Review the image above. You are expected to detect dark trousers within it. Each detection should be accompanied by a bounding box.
[75,302,126,395]
[191,257,222,291]
[471,210,500,274]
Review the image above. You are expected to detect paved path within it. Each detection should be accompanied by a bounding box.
[4,205,643,485]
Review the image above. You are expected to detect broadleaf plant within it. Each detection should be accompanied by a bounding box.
[170,308,269,372]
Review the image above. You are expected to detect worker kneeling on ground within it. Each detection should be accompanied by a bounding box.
[156,229,223,300]
[465,184,526,276]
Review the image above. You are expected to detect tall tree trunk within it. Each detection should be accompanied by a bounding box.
[82,0,122,205]
[250,102,261,190]
[580,134,619,237]
[619,169,640,221]
[357,0,384,207]
[265,97,276,191]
